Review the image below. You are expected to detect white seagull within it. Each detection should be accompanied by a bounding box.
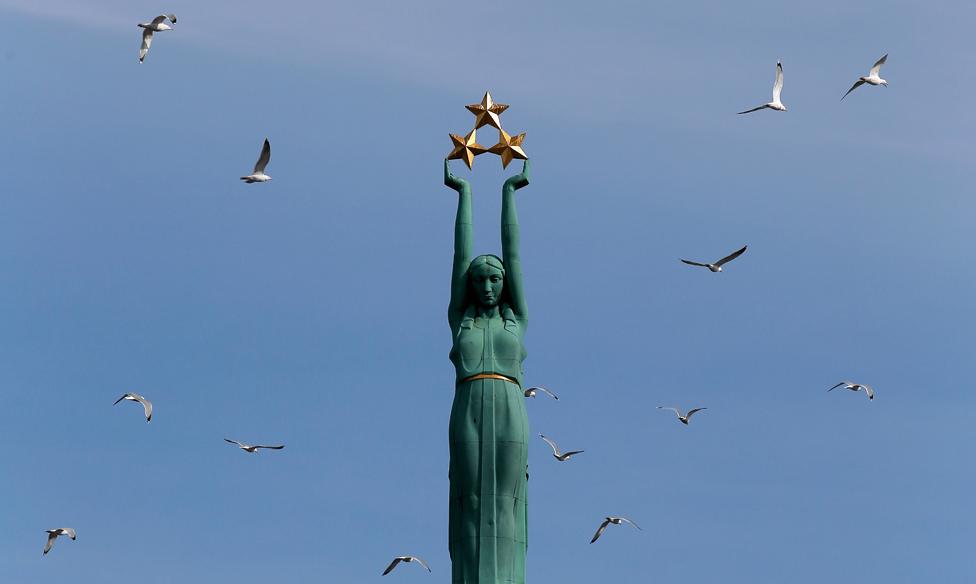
[828,381,874,401]
[137,14,177,63]
[539,434,583,461]
[382,556,431,576]
[657,406,707,425]
[113,392,153,422]
[680,245,747,272]
[738,61,787,114]
[841,54,889,100]
[224,438,285,453]
[43,528,76,555]
[524,386,559,400]
[590,516,641,544]
[241,139,272,183]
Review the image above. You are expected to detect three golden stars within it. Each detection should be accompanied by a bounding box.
[447,91,528,169]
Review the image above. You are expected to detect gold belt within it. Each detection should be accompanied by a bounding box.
[459,373,519,386]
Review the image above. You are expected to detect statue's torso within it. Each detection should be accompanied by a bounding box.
[450,314,526,384]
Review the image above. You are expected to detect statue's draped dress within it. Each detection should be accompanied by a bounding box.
[448,174,529,584]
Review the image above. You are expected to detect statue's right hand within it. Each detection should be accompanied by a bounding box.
[444,159,469,192]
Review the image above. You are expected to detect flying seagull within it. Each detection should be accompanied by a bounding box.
[382,556,431,576]
[738,61,787,114]
[524,386,559,400]
[842,54,888,100]
[539,434,583,461]
[224,438,285,453]
[113,392,153,422]
[828,381,874,401]
[43,528,76,555]
[680,245,747,272]
[657,406,707,425]
[240,138,272,183]
[590,516,641,544]
[137,14,177,63]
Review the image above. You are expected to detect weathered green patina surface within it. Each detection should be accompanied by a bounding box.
[445,159,531,584]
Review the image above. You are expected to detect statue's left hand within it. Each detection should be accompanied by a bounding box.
[503,159,531,191]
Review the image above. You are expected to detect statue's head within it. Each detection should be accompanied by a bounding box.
[468,254,505,309]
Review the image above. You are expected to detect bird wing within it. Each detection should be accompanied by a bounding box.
[563,450,585,458]
[841,79,865,101]
[224,438,244,447]
[685,408,707,419]
[539,434,560,457]
[860,384,875,399]
[617,517,642,530]
[772,61,784,102]
[254,445,285,450]
[134,395,153,422]
[43,533,56,554]
[827,382,845,392]
[113,393,129,405]
[714,245,747,267]
[528,386,558,400]
[411,557,432,572]
[61,528,76,539]
[590,519,611,543]
[657,406,681,417]
[253,139,271,173]
[680,259,709,267]
[382,558,402,575]
[150,14,176,26]
[736,104,768,115]
[139,28,153,62]
[870,53,887,77]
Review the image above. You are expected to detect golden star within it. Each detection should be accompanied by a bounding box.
[465,91,509,130]
[488,129,528,168]
[447,128,487,169]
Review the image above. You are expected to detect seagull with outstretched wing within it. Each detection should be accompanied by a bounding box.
[657,406,707,425]
[828,381,874,401]
[241,138,272,183]
[680,245,747,272]
[590,516,641,544]
[738,61,787,114]
[224,438,285,453]
[137,14,177,63]
[524,386,559,400]
[382,556,431,576]
[539,434,583,462]
[842,54,888,100]
[113,392,153,422]
[43,528,76,555]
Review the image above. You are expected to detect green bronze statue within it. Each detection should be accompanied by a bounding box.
[445,158,531,584]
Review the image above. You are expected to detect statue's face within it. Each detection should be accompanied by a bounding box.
[470,263,504,308]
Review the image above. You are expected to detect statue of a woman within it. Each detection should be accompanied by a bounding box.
[445,158,531,584]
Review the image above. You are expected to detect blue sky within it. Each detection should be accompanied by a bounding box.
[0,0,973,582]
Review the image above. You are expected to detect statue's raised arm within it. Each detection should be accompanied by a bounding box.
[445,159,473,332]
[501,159,530,322]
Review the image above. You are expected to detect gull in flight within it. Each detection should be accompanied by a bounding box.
[382,556,431,576]
[43,528,76,555]
[841,54,889,100]
[657,406,707,425]
[224,438,285,453]
[241,138,272,183]
[828,381,874,401]
[738,61,787,114]
[524,386,559,400]
[113,392,153,422]
[590,516,641,544]
[539,434,583,461]
[680,245,747,272]
[137,14,177,63]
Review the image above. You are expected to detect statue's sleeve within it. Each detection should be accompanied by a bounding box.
[501,164,529,322]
